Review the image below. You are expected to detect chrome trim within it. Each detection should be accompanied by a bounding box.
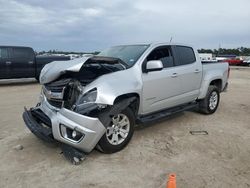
[42,86,65,100]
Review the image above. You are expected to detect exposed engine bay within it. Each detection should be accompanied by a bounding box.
[56,56,126,86]
[42,56,126,110]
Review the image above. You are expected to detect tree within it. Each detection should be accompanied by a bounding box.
[198,47,250,56]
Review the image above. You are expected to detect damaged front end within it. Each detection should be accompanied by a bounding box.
[22,56,128,157]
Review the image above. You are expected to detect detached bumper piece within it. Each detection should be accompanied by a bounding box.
[60,144,86,165]
[23,107,54,143]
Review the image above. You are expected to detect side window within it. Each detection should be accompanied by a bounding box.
[0,48,8,59]
[175,46,196,65]
[147,47,174,68]
[12,48,33,60]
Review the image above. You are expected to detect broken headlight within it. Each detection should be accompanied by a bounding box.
[74,88,108,116]
[78,88,97,104]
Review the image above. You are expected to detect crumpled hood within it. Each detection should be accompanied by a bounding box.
[39,55,93,84]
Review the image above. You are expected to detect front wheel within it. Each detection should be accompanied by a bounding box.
[97,107,135,154]
[198,85,220,114]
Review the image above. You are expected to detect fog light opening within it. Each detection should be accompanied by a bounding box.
[71,129,83,141]
[60,124,84,142]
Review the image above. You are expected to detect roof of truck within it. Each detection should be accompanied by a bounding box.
[149,42,194,47]
[112,42,194,48]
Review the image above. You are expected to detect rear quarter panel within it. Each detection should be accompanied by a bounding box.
[198,62,229,99]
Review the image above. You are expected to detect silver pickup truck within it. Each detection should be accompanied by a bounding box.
[23,43,229,160]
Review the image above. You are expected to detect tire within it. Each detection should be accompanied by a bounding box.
[198,85,220,114]
[97,107,135,154]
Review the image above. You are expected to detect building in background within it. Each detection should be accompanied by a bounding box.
[199,53,214,61]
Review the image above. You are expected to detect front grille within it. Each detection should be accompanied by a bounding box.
[43,79,72,108]
[44,78,72,93]
[43,78,82,109]
[47,99,63,108]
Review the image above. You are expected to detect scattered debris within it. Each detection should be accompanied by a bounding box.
[190,130,208,135]
[13,144,24,151]
[73,157,80,164]
[170,136,180,142]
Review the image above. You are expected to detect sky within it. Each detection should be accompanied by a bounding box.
[0,0,249,52]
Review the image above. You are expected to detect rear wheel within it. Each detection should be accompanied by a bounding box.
[97,107,135,154]
[198,85,220,114]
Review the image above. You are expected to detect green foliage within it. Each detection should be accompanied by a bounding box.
[36,50,99,55]
[198,47,250,56]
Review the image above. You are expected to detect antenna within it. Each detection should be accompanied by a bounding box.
[218,43,221,56]
[170,37,173,43]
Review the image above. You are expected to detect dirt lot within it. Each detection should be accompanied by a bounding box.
[0,67,249,188]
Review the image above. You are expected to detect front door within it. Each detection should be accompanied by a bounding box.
[0,47,11,79]
[141,46,183,114]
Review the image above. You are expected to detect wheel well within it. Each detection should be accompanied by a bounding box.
[210,79,222,92]
[114,93,140,115]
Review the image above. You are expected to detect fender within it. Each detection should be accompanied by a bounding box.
[83,65,143,105]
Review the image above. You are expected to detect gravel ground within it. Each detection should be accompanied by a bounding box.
[0,67,249,188]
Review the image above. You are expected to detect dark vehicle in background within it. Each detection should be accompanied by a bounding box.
[0,46,70,81]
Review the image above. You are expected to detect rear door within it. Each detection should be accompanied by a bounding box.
[9,47,35,78]
[172,45,202,103]
[0,47,11,79]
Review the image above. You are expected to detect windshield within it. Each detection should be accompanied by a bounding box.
[98,45,149,67]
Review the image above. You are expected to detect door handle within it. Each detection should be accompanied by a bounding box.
[171,73,178,78]
[194,69,200,73]
[5,61,12,65]
[28,61,34,64]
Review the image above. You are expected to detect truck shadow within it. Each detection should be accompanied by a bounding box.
[135,112,185,131]
[0,78,38,86]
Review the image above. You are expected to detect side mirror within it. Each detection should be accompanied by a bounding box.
[145,60,163,72]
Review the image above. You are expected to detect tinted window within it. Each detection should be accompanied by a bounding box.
[147,47,174,68]
[175,46,196,65]
[12,48,33,60]
[0,48,8,59]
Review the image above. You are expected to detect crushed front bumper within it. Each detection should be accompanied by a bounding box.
[22,95,106,153]
[23,108,54,143]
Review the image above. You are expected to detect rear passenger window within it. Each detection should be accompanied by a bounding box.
[12,48,33,60]
[13,48,28,58]
[147,47,174,68]
[0,48,8,59]
[175,46,196,65]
